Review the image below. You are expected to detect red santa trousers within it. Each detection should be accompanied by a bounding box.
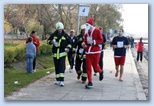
[86,53,102,83]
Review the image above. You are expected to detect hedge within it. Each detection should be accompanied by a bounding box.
[4,43,52,64]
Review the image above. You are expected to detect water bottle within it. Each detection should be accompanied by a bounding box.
[53,39,58,47]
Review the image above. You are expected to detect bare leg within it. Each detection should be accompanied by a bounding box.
[120,65,124,76]
[119,65,124,81]
[115,66,119,77]
[115,66,119,72]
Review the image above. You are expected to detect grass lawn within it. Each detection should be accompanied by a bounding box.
[4,54,69,97]
[37,54,54,69]
[4,68,54,97]
[4,55,55,97]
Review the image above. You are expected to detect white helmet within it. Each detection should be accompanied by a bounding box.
[56,22,64,30]
[80,24,86,30]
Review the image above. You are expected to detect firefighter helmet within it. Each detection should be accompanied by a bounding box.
[55,22,64,30]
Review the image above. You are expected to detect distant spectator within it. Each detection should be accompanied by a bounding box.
[130,36,134,48]
[26,37,36,74]
[136,37,144,62]
[127,36,131,49]
[26,30,40,72]
[67,29,77,73]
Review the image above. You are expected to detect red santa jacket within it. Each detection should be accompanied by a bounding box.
[136,42,144,52]
[83,28,103,54]
[26,36,40,52]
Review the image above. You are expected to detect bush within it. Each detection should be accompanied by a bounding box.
[38,44,52,55]
[4,43,52,64]
[15,44,26,61]
[4,47,16,63]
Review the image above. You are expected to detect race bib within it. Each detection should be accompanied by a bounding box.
[117,41,124,48]
[87,36,93,44]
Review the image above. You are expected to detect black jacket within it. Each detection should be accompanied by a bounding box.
[102,34,107,50]
[47,30,71,59]
[75,34,85,55]
[68,36,77,55]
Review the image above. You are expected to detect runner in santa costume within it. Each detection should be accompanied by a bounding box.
[82,18,104,89]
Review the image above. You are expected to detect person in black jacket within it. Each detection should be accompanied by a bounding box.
[67,29,77,73]
[94,27,106,76]
[75,24,87,84]
[47,22,71,86]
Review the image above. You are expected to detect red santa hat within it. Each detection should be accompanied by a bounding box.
[86,18,94,26]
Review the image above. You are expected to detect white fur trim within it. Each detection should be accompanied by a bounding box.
[85,51,101,54]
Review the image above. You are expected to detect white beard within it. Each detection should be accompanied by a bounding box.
[85,24,91,35]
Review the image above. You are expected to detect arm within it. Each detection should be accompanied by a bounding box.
[102,34,107,43]
[35,38,40,47]
[124,37,129,48]
[47,34,54,45]
[65,35,71,53]
[112,37,117,48]
[81,34,87,49]
[26,38,28,44]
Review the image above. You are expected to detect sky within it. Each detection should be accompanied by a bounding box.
[121,4,148,37]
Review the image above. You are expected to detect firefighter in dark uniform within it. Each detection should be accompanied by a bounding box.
[75,24,87,84]
[67,29,77,73]
[47,22,71,86]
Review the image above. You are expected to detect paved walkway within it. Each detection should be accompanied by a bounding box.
[5,48,146,100]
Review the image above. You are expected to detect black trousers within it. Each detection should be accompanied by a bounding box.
[33,56,36,70]
[75,56,87,81]
[67,53,74,69]
[137,52,143,62]
[53,56,66,81]
[131,43,134,48]
[94,51,103,73]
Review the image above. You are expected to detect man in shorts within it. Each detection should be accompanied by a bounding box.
[112,29,129,81]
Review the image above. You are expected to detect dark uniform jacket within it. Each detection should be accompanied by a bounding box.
[68,36,77,55]
[47,30,71,59]
[75,34,86,60]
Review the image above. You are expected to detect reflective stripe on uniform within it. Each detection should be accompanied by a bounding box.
[59,73,65,78]
[67,44,71,48]
[52,52,67,58]
[56,74,60,78]
[82,73,87,77]
[78,54,86,59]
[52,36,69,59]
[72,48,76,51]
[54,36,58,39]
[57,37,63,59]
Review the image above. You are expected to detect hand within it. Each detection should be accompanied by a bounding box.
[112,45,117,48]
[124,45,128,48]
[33,42,36,45]
[82,42,87,49]
[51,40,54,44]
[65,48,69,53]
[72,54,75,58]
